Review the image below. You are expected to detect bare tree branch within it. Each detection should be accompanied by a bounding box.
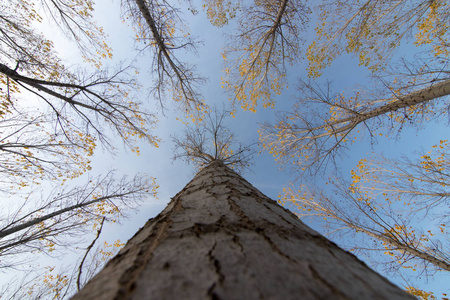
[77,217,105,291]
[122,0,207,114]
[0,172,157,268]
[222,0,310,111]
[172,107,256,173]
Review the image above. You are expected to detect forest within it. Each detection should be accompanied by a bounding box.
[0,0,448,298]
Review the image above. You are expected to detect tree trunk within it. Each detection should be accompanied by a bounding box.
[0,195,112,239]
[72,161,413,299]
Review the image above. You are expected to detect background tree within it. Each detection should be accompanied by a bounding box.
[220,0,310,112]
[1,236,126,299]
[260,78,450,174]
[122,0,207,116]
[279,141,450,296]
[0,0,160,186]
[0,172,157,269]
[259,0,449,174]
[306,0,449,77]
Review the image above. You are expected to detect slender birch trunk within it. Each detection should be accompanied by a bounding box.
[72,161,413,299]
[0,195,109,239]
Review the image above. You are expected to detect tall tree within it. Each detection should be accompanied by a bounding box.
[260,78,450,173]
[259,0,450,173]
[0,0,159,187]
[123,0,207,116]
[279,141,450,293]
[72,160,413,299]
[220,0,310,112]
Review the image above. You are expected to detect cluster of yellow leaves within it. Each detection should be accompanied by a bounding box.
[414,0,449,57]
[174,100,209,125]
[259,116,313,171]
[219,0,305,112]
[52,129,95,181]
[420,140,448,173]
[130,3,180,47]
[93,200,120,217]
[117,98,160,150]
[99,239,125,261]
[281,187,317,218]
[382,224,436,259]
[405,286,449,300]
[307,0,448,78]
[42,266,69,299]
[222,46,287,112]
[35,225,57,254]
[67,0,95,18]
[0,74,19,118]
[71,0,114,66]
[24,266,69,299]
[305,40,330,78]
[202,0,239,27]
[8,0,43,25]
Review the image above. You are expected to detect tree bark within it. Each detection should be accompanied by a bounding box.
[72,160,413,299]
[335,78,450,134]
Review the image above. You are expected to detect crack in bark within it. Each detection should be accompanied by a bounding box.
[112,194,185,299]
[231,234,245,254]
[203,168,363,272]
[223,183,300,264]
[226,194,253,224]
[207,242,224,300]
[258,228,299,263]
[308,264,351,300]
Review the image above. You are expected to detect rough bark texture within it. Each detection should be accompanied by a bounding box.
[72,161,413,300]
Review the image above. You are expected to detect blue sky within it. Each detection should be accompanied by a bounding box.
[2,0,448,297]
